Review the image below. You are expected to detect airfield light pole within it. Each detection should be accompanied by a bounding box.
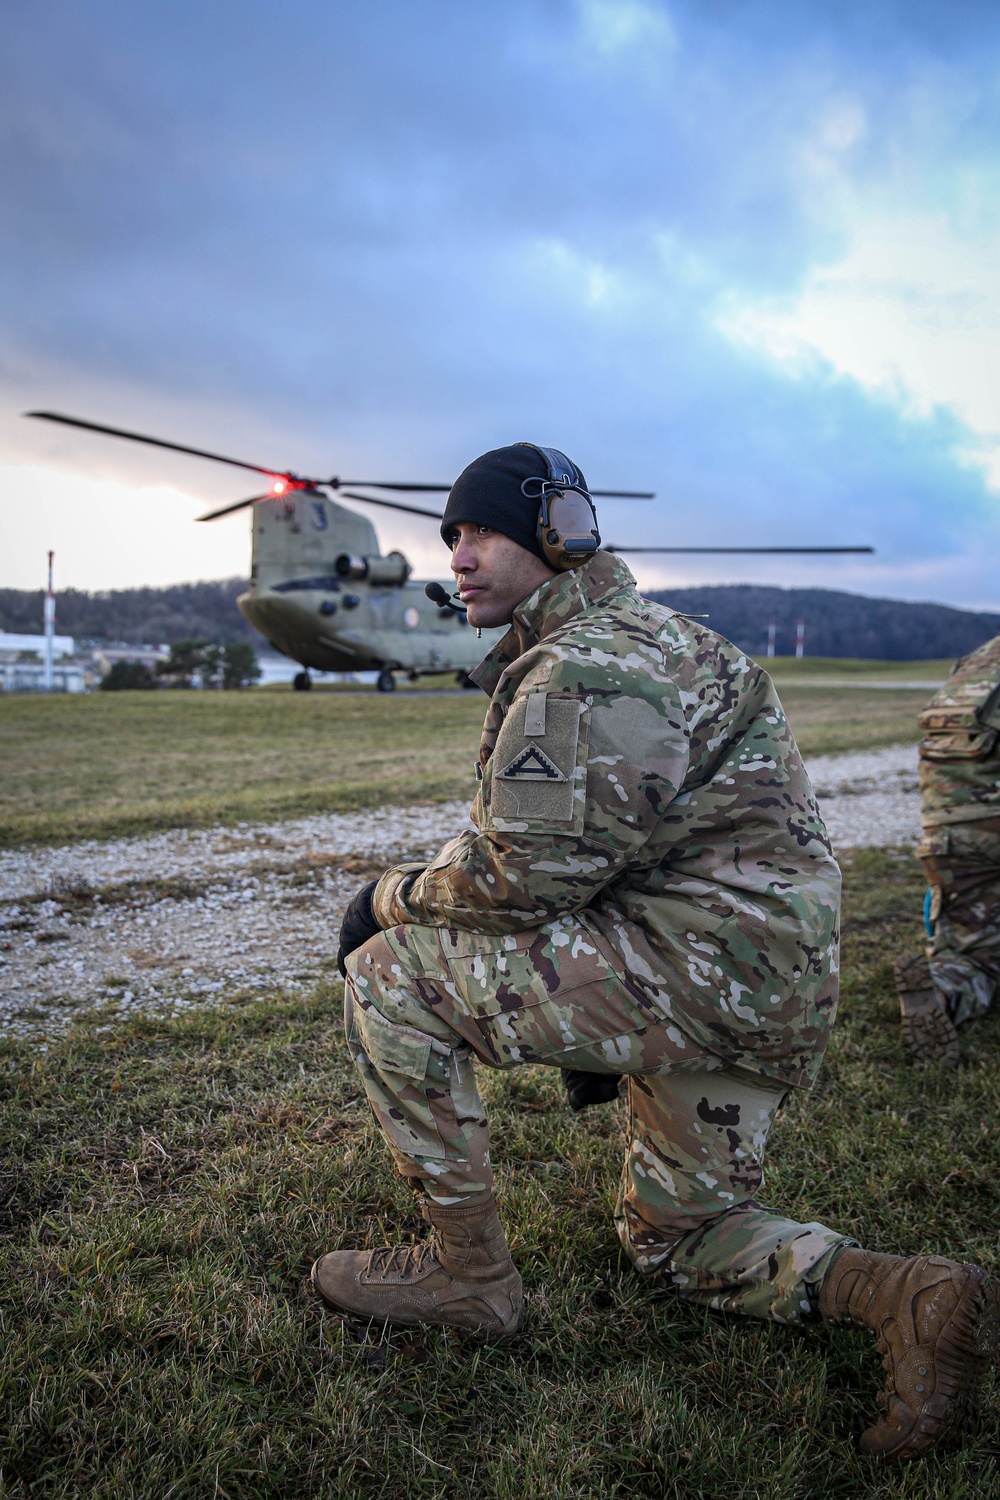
[44,550,55,692]
[795,621,806,659]
[766,622,776,658]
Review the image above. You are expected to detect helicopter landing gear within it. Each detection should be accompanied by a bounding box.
[293,670,312,692]
[376,668,397,693]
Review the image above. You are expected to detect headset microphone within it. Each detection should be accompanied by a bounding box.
[425,581,465,609]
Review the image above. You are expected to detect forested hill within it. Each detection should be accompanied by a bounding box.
[1,576,998,659]
[0,579,256,646]
[644,584,1000,661]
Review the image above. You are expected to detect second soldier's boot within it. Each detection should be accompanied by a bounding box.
[817,1246,998,1462]
[311,1193,523,1336]
[894,952,960,1067]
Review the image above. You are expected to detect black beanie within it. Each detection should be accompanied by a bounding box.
[440,444,590,562]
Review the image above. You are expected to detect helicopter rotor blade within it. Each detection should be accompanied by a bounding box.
[25,410,283,478]
[25,413,658,501]
[339,490,445,520]
[604,545,875,554]
[195,494,276,522]
[333,482,653,495]
[333,479,452,492]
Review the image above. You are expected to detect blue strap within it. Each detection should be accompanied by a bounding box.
[923,887,935,937]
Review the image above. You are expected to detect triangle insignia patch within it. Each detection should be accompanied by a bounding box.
[496,741,567,782]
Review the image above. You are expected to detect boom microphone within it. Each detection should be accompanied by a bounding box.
[425,582,464,608]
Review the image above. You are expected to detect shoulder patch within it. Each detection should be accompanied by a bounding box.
[496,741,567,782]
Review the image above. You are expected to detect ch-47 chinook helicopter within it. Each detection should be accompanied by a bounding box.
[26,412,874,691]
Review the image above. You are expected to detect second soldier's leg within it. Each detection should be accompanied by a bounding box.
[898,822,1000,1063]
[615,1067,851,1324]
[925,832,1000,1026]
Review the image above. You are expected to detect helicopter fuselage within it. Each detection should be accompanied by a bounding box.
[237,489,504,674]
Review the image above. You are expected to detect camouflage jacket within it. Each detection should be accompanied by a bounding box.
[918,632,1000,828]
[373,552,841,1088]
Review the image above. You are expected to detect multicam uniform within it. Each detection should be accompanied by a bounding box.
[345,552,850,1324]
[916,633,1000,1025]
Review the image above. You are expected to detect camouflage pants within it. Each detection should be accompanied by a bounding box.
[344,915,848,1325]
[920,818,1000,1026]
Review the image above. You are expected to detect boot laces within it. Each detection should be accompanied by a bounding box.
[369,1241,440,1282]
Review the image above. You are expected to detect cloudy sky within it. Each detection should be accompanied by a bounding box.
[2,0,999,608]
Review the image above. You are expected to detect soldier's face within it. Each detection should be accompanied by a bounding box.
[449,524,556,628]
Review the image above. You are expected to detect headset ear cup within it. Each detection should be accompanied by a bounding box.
[539,489,601,570]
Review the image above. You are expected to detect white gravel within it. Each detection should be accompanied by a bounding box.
[0,744,920,1041]
[806,743,920,850]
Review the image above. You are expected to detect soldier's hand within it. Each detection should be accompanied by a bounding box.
[562,1069,622,1111]
[337,879,383,977]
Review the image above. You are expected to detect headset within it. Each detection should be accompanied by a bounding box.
[517,443,602,571]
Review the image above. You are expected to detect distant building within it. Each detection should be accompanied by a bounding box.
[0,630,76,657]
[90,644,169,677]
[0,630,86,691]
[0,658,87,693]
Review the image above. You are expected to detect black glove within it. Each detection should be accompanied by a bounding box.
[337,879,383,976]
[562,1069,623,1112]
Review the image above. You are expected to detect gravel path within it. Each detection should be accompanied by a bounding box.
[0,745,920,1040]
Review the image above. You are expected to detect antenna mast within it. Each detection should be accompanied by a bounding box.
[44,550,55,692]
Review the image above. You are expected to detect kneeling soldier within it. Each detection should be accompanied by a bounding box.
[314,444,997,1464]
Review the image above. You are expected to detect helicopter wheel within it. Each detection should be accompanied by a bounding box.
[456,670,477,690]
[376,669,397,693]
[292,670,312,692]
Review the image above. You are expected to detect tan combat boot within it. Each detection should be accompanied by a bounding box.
[311,1193,523,1336]
[894,952,960,1067]
[818,1247,998,1462]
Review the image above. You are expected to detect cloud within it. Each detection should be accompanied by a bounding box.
[719,206,1000,487]
[1,0,999,609]
[578,0,678,57]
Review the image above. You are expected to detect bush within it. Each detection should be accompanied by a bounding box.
[99,660,158,691]
[154,639,261,689]
[221,640,261,689]
[156,639,210,689]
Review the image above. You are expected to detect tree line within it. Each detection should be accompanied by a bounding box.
[0,578,256,646]
[644,584,999,661]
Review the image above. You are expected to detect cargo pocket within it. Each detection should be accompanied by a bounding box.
[445,928,655,1066]
[350,999,453,1157]
[353,998,433,1079]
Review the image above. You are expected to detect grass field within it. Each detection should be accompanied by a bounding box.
[0,659,938,848]
[767,657,954,682]
[2,848,998,1498]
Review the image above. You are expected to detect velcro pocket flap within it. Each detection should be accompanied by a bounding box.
[919,705,999,760]
[920,728,999,761]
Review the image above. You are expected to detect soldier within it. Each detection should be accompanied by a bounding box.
[895,634,1000,1065]
[313,444,997,1463]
